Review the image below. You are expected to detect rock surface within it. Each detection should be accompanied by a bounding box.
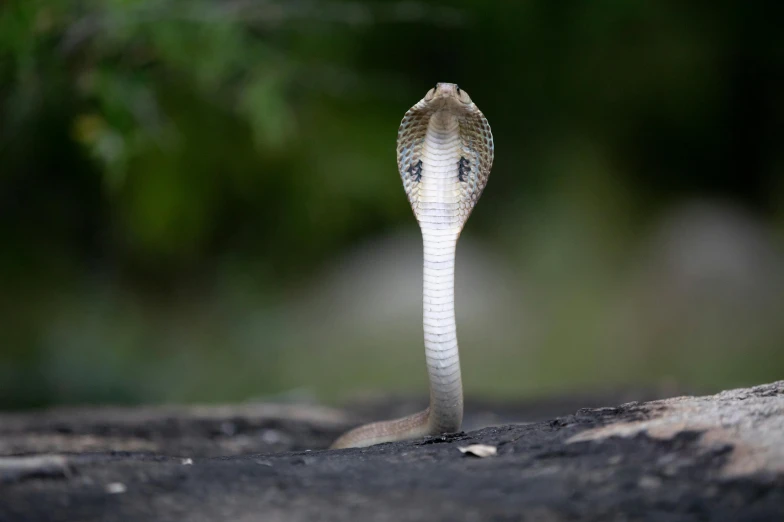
[1,382,782,522]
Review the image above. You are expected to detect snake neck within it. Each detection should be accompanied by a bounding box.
[421,232,462,433]
[418,112,464,434]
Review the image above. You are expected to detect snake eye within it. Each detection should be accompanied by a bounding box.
[457,86,472,104]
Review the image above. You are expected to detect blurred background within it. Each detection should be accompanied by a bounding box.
[1,0,783,411]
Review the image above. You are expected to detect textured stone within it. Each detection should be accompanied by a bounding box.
[0,382,781,521]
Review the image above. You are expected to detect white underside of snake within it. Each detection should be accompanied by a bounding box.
[331,83,494,449]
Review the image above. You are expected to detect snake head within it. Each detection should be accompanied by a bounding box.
[424,83,473,107]
[398,83,494,228]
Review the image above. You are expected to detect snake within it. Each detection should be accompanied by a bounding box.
[330,83,494,449]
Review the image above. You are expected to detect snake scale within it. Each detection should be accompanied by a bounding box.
[331,83,494,449]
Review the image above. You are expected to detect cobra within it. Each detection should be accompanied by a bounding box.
[331,83,494,449]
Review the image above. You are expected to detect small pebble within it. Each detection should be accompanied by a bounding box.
[261,430,283,444]
[638,475,662,489]
[106,482,127,494]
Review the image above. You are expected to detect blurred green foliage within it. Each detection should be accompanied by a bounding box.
[1,1,783,409]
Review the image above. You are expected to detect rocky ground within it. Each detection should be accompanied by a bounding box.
[0,381,782,522]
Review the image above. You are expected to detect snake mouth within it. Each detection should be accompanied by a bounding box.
[424,83,471,104]
[435,82,459,96]
[427,83,473,110]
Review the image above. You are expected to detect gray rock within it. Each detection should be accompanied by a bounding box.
[0,382,781,521]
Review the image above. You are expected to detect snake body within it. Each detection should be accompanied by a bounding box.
[331,83,494,449]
